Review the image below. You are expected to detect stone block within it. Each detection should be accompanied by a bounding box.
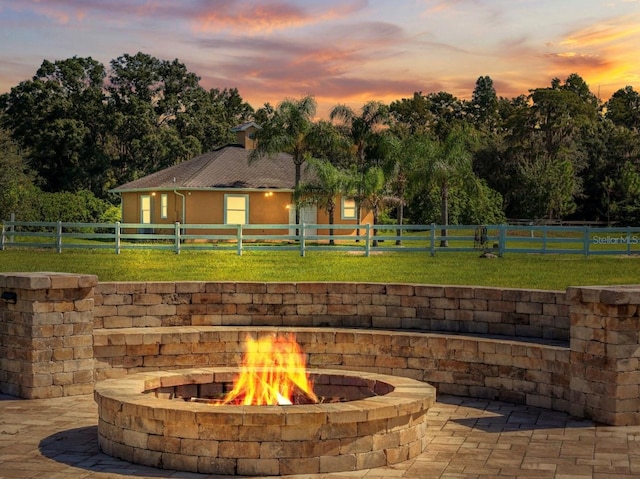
[221,293,252,304]
[180,438,219,456]
[319,453,356,473]
[444,286,475,299]
[280,457,320,475]
[356,283,386,294]
[218,441,260,458]
[327,304,358,315]
[357,304,387,316]
[356,449,387,469]
[266,282,297,294]
[516,301,543,314]
[385,444,409,464]
[430,297,458,309]
[282,293,312,305]
[162,452,198,473]
[103,294,132,306]
[132,293,163,305]
[387,284,414,296]
[237,458,280,476]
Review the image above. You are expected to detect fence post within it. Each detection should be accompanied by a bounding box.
[174,222,181,254]
[1,222,5,251]
[365,224,371,257]
[56,221,63,253]
[583,226,590,256]
[300,222,306,257]
[542,226,547,253]
[430,224,436,256]
[9,212,15,243]
[498,224,506,257]
[115,222,121,254]
[627,226,632,255]
[237,224,243,256]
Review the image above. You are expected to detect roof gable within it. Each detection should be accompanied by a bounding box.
[230,121,260,132]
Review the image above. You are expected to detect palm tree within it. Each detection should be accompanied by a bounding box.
[417,126,479,246]
[294,158,351,245]
[380,133,421,245]
[354,166,402,247]
[330,101,390,237]
[250,95,317,227]
[330,101,389,167]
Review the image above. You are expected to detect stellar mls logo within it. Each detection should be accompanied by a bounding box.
[592,235,640,245]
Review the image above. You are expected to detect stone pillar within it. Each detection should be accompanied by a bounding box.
[567,285,640,425]
[0,272,97,399]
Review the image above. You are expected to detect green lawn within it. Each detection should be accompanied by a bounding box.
[1,248,638,290]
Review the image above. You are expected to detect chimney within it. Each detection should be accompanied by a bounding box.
[231,122,259,150]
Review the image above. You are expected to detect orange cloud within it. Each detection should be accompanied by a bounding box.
[192,0,367,34]
[560,16,640,48]
[544,13,640,95]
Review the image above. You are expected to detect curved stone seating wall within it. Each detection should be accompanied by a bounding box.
[93,282,570,341]
[94,326,571,414]
[1,274,638,426]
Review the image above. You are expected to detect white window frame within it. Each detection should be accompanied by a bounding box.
[224,194,249,224]
[140,195,152,224]
[160,193,168,219]
[341,197,357,220]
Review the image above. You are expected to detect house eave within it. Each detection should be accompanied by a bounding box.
[110,187,295,194]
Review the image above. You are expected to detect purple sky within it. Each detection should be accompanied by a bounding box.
[1,0,639,117]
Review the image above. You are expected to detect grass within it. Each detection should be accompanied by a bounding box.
[1,248,639,290]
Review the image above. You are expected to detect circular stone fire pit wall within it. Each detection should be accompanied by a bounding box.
[94,367,436,476]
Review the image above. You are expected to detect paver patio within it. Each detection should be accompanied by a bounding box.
[0,393,638,479]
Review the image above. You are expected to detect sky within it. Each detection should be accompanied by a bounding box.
[1,0,639,117]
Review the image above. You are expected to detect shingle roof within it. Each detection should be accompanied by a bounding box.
[230,121,260,132]
[112,146,300,192]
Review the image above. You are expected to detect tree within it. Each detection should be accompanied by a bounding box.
[417,127,478,246]
[0,127,35,219]
[173,87,254,151]
[389,92,434,136]
[518,155,581,219]
[379,133,421,244]
[106,52,204,185]
[354,166,401,247]
[250,95,318,227]
[468,76,499,130]
[0,56,108,194]
[330,101,389,168]
[606,86,640,131]
[330,101,389,236]
[424,91,466,140]
[294,158,351,245]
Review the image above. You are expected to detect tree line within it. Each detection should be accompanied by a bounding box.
[1,52,639,226]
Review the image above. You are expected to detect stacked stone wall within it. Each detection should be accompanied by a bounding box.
[93,326,571,413]
[2,273,637,425]
[568,286,640,425]
[94,282,570,341]
[0,272,97,398]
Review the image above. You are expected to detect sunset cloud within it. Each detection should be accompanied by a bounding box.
[560,16,640,48]
[0,0,638,115]
[192,0,367,33]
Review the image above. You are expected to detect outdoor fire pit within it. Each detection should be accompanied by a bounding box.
[94,366,435,475]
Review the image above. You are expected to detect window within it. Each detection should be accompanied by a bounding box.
[160,194,168,219]
[341,198,357,220]
[140,195,151,224]
[225,194,248,224]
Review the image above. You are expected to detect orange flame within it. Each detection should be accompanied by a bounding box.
[218,334,318,406]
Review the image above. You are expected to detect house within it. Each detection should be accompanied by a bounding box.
[111,122,372,236]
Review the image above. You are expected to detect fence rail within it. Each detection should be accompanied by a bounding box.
[2,221,640,256]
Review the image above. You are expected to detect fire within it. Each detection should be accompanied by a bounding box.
[216,333,318,406]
